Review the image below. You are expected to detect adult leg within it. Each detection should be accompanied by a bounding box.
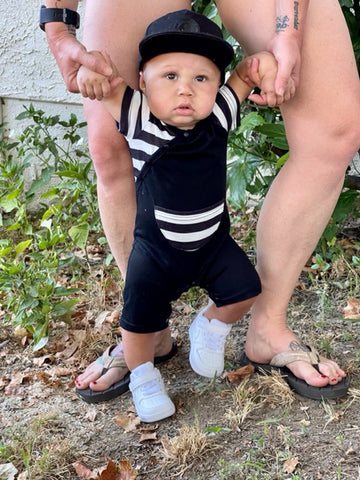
[217,0,360,387]
[76,0,190,393]
[82,0,191,273]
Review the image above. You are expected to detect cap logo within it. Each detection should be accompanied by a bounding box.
[175,18,200,33]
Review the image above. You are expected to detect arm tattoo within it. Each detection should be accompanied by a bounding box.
[294,1,299,29]
[276,15,289,33]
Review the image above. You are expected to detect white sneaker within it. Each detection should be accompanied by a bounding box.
[189,309,232,378]
[129,362,175,423]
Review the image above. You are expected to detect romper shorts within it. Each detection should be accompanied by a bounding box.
[120,214,261,333]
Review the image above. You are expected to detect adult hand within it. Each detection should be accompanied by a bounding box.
[267,33,301,98]
[77,50,123,100]
[45,25,113,93]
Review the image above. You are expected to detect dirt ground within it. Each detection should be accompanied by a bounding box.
[1,249,360,480]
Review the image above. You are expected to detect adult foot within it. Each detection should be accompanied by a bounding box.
[75,343,128,392]
[75,328,174,393]
[244,318,347,389]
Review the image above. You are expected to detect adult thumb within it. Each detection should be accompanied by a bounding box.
[78,49,113,77]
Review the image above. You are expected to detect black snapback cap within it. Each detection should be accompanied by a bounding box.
[138,9,234,82]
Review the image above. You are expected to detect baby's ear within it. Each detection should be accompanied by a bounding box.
[139,71,146,91]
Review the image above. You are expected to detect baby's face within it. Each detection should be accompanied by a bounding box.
[140,52,221,130]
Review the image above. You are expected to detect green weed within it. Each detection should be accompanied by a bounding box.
[0,106,101,349]
[0,414,74,480]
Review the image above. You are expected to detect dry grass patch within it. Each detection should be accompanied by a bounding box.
[224,372,295,428]
[255,369,295,407]
[159,422,219,477]
[321,399,345,429]
[347,387,360,401]
[343,357,360,376]
[224,377,263,427]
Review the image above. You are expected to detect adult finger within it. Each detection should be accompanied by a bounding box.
[76,49,113,77]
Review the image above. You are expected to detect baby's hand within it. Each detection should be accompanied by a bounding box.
[247,52,295,107]
[77,51,121,100]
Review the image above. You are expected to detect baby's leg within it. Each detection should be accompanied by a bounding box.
[122,330,175,422]
[121,330,156,371]
[189,297,256,378]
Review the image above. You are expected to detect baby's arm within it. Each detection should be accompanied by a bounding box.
[77,51,126,120]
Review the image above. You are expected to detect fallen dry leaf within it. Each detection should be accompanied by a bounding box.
[138,424,159,433]
[0,377,9,389]
[116,459,138,480]
[13,325,29,338]
[137,425,160,443]
[114,412,141,432]
[73,458,137,480]
[45,366,72,377]
[283,456,299,474]
[55,341,79,359]
[85,408,98,422]
[139,431,158,443]
[33,354,55,366]
[343,297,360,319]
[73,460,97,479]
[95,310,112,328]
[4,384,25,396]
[182,304,193,315]
[225,364,255,383]
[9,371,29,385]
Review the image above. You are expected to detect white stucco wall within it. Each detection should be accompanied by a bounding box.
[0,1,86,132]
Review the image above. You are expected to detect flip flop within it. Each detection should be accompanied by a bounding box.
[238,346,350,400]
[76,337,178,404]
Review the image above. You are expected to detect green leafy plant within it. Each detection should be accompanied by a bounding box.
[0,106,101,349]
[227,108,287,210]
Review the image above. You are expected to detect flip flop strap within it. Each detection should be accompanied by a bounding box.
[270,345,320,367]
[102,345,127,369]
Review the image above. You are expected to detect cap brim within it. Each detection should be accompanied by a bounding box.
[138,32,234,72]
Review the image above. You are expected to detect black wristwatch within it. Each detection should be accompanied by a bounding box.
[39,5,80,31]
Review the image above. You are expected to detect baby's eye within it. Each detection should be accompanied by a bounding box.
[195,75,207,82]
[165,73,177,80]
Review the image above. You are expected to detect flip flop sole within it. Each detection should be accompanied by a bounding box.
[239,352,350,401]
[75,338,178,404]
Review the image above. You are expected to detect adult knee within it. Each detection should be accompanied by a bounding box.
[344,117,360,160]
[284,101,360,178]
[88,124,133,189]
[83,98,133,187]
[328,115,360,171]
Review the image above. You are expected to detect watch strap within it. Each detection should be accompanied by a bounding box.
[39,5,80,31]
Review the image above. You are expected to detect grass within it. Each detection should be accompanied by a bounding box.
[159,421,220,477]
[1,212,359,479]
[0,413,75,480]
